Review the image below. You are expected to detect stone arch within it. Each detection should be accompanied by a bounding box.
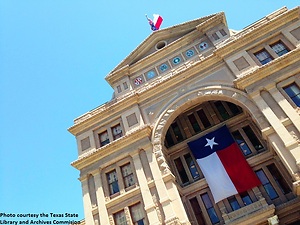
[151,85,269,174]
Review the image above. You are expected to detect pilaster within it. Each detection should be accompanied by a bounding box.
[80,176,95,225]
[145,148,179,224]
[253,94,300,175]
[131,152,161,225]
[92,169,110,225]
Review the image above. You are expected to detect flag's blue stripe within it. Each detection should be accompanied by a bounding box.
[188,125,234,159]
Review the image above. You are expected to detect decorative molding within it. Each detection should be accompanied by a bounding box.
[108,215,114,225]
[165,217,182,225]
[152,194,163,224]
[124,207,131,224]
[234,48,300,90]
[71,125,151,170]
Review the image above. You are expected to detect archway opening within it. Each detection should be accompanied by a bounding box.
[161,100,295,225]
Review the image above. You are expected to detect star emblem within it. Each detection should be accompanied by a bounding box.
[205,137,218,149]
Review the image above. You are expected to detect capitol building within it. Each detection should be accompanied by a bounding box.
[69,6,300,225]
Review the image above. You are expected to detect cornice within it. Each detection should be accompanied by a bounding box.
[105,65,130,84]
[68,92,138,135]
[215,7,299,58]
[234,48,300,90]
[196,12,226,33]
[71,125,152,170]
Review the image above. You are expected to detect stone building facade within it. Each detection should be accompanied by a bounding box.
[68,6,300,225]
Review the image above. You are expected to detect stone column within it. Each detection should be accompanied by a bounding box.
[80,176,94,225]
[252,94,300,175]
[145,147,181,224]
[93,169,110,225]
[131,152,161,224]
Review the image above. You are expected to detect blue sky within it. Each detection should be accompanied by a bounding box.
[0,0,298,221]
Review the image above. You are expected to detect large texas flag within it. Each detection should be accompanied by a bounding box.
[188,125,261,203]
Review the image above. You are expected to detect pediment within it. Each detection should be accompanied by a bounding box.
[109,13,222,75]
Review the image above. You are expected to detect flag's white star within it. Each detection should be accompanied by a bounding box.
[205,137,218,149]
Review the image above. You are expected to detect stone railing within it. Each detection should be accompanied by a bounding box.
[222,198,275,225]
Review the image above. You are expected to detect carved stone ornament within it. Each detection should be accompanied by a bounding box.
[124,207,131,224]
[153,143,170,174]
[108,215,114,225]
[290,130,300,144]
[165,217,186,225]
[152,194,163,224]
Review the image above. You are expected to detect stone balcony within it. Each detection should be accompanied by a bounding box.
[222,197,275,225]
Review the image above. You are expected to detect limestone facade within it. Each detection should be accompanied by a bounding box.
[69,6,300,225]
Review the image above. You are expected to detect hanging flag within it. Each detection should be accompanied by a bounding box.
[146,14,163,31]
[187,125,261,203]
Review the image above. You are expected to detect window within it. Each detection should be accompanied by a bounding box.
[252,39,291,66]
[190,197,205,225]
[240,192,253,206]
[232,130,252,156]
[165,121,185,147]
[184,154,200,180]
[121,163,135,188]
[174,154,200,186]
[112,124,123,140]
[165,129,175,147]
[214,101,230,120]
[284,82,300,107]
[123,82,128,90]
[213,101,242,121]
[225,192,253,212]
[117,85,122,93]
[99,131,110,147]
[107,170,119,195]
[188,114,201,133]
[254,49,273,65]
[174,157,189,185]
[228,196,240,211]
[256,169,278,200]
[212,33,220,40]
[114,210,127,225]
[255,164,294,205]
[232,125,264,157]
[130,203,145,225]
[197,109,211,128]
[172,121,184,141]
[219,29,227,36]
[267,164,291,194]
[270,41,289,56]
[201,193,219,224]
[242,125,264,151]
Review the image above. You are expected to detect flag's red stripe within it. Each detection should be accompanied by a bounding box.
[217,143,261,193]
[155,16,163,29]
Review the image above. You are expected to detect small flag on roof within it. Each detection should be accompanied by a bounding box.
[146,14,163,31]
